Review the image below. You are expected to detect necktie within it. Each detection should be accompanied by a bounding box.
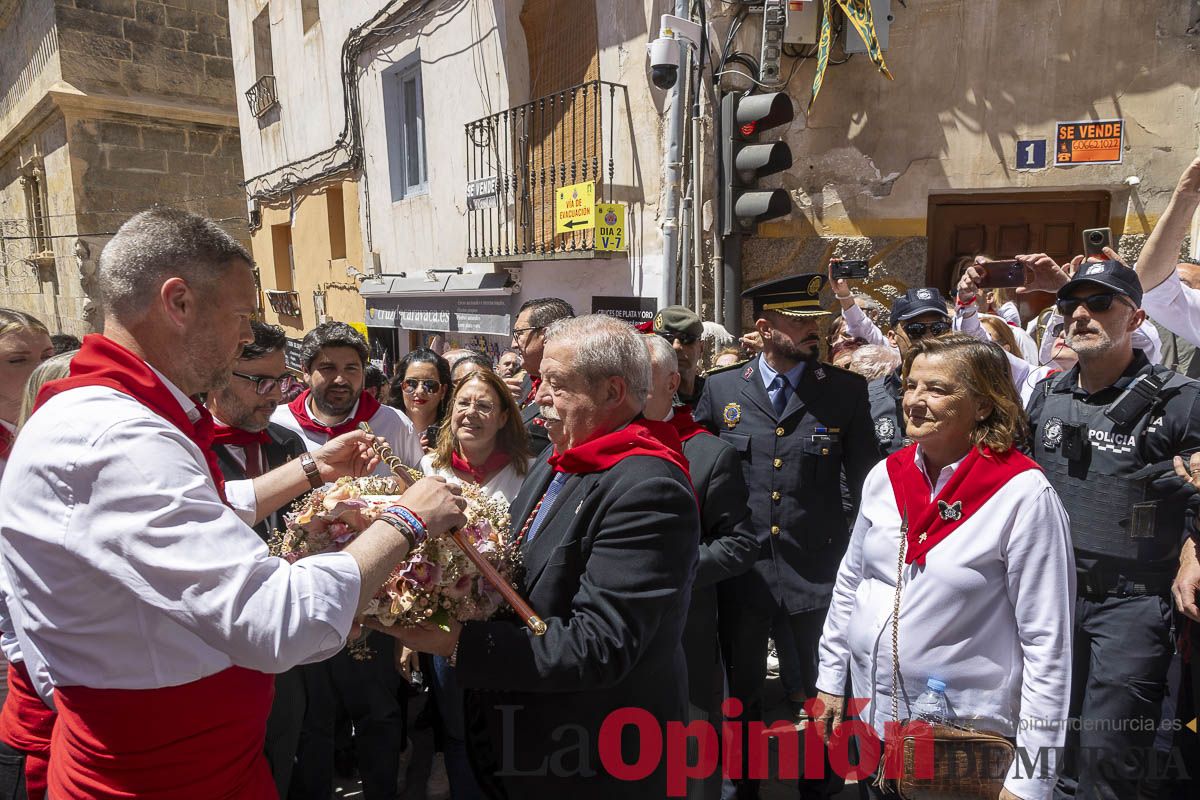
[523,473,568,543]
[243,442,263,478]
[770,375,791,416]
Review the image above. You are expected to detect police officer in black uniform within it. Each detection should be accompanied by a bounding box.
[652,305,707,407]
[1025,259,1200,799]
[694,274,880,799]
[508,297,574,459]
[865,288,954,455]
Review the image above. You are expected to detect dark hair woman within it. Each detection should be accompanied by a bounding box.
[390,348,451,451]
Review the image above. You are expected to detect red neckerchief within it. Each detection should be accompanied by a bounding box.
[523,376,541,408]
[286,389,380,439]
[212,424,271,448]
[667,405,709,443]
[0,426,12,460]
[34,334,229,503]
[885,444,1039,565]
[548,418,690,478]
[450,449,512,485]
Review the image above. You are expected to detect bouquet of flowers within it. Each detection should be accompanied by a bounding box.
[269,474,521,629]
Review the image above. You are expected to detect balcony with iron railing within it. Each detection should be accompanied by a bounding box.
[465,80,627,262]
[246,75,279,119]
[266,289,301,317]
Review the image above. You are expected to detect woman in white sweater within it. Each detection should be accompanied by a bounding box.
[816,335,1075,800]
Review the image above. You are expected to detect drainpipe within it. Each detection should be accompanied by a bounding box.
[658,0,692,307]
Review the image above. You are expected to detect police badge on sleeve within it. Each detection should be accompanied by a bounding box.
[874,416,896,444]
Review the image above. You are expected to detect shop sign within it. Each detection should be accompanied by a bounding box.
[592,295,657,325]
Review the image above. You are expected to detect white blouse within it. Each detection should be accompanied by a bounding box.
[419,452,526,505]
[817,447,1075,800]
[0,380,361,703]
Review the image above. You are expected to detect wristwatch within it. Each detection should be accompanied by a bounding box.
[300,453,323,489]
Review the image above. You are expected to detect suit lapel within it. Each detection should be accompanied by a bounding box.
[780,365,812,421]
[739,359,777,421]
[510,459,554,538]
[213,444,247,481]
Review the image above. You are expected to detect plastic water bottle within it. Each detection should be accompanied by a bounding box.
[911,678,949,724]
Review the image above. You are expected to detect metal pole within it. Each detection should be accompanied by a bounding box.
[691,68,704,314]
[722,233,743,334]
[659,0,691,308]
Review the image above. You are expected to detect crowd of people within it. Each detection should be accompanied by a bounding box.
[0,159,1200,800]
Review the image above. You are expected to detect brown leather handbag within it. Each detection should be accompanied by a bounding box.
[875,519,1016,800]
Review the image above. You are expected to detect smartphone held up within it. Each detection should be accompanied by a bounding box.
[830,259,870,280]
[975,259,1029,289]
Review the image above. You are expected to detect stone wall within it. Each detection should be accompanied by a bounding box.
[55,0,235,109]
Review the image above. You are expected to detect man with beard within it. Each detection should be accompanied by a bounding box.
[272,320,422,474]
[272,322,424,799]
[0,209,467,798]
[206,320,308,797]
[693,274,878,800]
[506,297,575,458]
[1024,258,1200,799]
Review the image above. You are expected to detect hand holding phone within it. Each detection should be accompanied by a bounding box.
[829,259,870,280]
[976,259,1029,289]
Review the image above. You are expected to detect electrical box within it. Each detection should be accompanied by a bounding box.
[783,0,821,45]
[843,0,892,54]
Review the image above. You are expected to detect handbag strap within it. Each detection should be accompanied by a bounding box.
[875,511,909,791]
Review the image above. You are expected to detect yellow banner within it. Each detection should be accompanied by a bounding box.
[810,0,894,112]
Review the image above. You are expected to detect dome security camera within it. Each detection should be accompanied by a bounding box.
[648,37,680,90]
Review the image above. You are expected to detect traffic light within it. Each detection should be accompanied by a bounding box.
[720,91,794,235]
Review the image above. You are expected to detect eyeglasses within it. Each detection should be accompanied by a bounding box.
[1056,293,1133,316]
[511,325,543,339]
[657,331,699,346]
[232,371,291,396]
[902,321,952,339]
[454,398,497,416]
[401,378,442,394]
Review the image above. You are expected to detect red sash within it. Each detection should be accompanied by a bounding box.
[666,406,710,443]
[450,449,512,485]
[0,661,53,799]
[549,418,690,478]
[34,335,227,503]
[0,426,12,460]
[885,444,1039,565]
[50,667,276,800]
[286,389,380,439]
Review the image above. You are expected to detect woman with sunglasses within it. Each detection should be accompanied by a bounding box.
[416,371,530,799]
[390,348,451,451]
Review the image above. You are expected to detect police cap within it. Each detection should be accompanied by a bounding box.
[742,273,831,318]
[1058,259,1144,307]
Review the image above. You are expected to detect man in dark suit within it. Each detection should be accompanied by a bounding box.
[505,297,574,460]
[644,333,757,800]
[395,314,700,799]
[206,321,308,797]
[694,274,880,799]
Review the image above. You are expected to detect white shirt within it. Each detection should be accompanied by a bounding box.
[1142,269,1200,348]
[841,302,897,352]
[271,395,423,478]
[817,449,1075,800]
[0,380,362,702]
[419,452,526,505]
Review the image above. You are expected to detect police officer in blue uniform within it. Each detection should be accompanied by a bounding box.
[1025,259,1200,799]
[694,273,880,799]
[866,288,954,455]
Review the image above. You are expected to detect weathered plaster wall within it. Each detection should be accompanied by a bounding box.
[721,0,1200,305]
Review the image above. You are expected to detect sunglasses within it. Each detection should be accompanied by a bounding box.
[1056,293,1133,316]
[401,378,442,394]
[232,371,292,396]
[510,325,544,338]
[902,321,952,339]
[657,331,699,346]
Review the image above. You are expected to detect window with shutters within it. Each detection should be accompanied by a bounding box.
[384,54,428,201]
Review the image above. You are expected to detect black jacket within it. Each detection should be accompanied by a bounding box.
[212,422,307,542]
[693,356,880,613]
[680,430,757,711]
[458,450,700,798]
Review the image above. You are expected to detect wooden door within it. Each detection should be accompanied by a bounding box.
[927,192,1112,296]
